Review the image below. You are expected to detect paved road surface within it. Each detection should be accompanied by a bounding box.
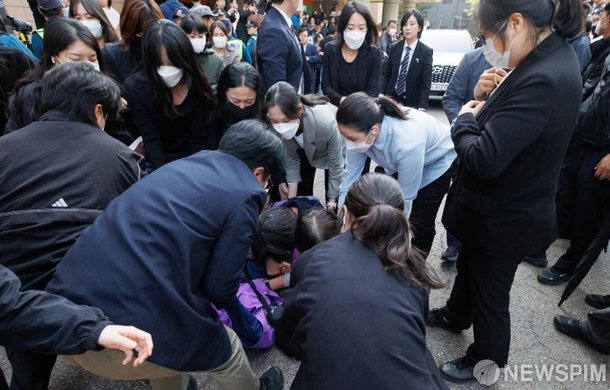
[2,102,609,389]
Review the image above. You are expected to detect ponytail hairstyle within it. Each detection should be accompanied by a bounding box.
[553,0,585,39]
[336,92,406,134]
[295,208,339,252]
[344,173,444,289]
[477,0,581,40]
[264,81,329,121]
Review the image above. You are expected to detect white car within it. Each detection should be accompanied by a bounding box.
[420,29,474,100]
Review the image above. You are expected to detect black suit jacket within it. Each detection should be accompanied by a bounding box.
[442,33,583,259]
[256,6,304,91]
[382,39,433,110]
[274,232,448,390]
[321,41,382,106]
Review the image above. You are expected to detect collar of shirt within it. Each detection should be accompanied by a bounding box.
[273,5,293,28]
[402,39,418,54]
[371,116,392,151]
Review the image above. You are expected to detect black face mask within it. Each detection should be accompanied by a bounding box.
[226,102,257,121]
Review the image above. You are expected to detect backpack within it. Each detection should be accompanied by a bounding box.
[0,31,36,61]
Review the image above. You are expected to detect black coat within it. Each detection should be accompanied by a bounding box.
[47,151,268,372]
[321,41,382,106]
[382,39,433,110]
[442,33,583,259]
[0,111,142,290]
[102,42,143,85]
[274,233,448,390]
[257,6,305,91]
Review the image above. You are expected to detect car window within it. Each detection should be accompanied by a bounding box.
[421,31,472,53]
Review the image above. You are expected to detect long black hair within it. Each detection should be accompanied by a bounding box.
[344,173,444,289]
[264,81,329,121]
[336,92,406,134]
[217,62,265,118]
[478,0,582,39]
[141,19,215,119]
[9,18,104,128]
[336,1,378,48]
[69,0,119,43]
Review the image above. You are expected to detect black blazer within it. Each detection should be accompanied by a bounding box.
[382,39,433,110]
[321,41,382,106]
[274,232,448,390]
[442,33,583,259]
[256,6,304,91]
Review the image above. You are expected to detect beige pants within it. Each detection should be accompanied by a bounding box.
[62,326,260,390]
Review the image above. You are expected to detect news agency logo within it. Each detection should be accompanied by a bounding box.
[473,360,607,386]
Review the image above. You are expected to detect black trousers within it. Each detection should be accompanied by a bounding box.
[296,149,329,199]
[444,247,521,366]
[552,144,610,274]
[6,349,56,390]
[409,165,454,258]
[583,307,610,346]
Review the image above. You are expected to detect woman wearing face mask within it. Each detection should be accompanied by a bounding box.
[265,81,344,212]
[181,14,225,91]
[382,9,433,111]
[321,1,382,107]
[425,0,583,382]
[336,92,456,258]
[273,173,447,390]
[6,18,104,134]
[102,0,163,84]
[70,0,118,48]
[210,21,241,66]
[124,20,217,170]
[216,61,264,137]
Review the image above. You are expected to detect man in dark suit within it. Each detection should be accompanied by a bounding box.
[382,9,433,111]
[379,19,397,56]
[256,0,306,91]
[297,27,321,93]
[46,120,285,390]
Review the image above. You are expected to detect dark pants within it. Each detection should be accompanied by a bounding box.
[296,149,329,200]
[552,145,610,274]
[409,165,454,258]
[6,349,56,390]
[444,247,521,366]
[583,307,610,346]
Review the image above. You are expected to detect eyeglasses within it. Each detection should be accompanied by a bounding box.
[478,20,508,43]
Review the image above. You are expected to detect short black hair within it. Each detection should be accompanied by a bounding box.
[400,9,424,39]
[38,62,121,126]
[386,19,396,28]
[218,119,285,177]
[297,26,309,36]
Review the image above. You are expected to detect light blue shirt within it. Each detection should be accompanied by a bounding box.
[338,109,456,215]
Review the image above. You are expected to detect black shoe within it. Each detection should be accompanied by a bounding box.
[553,315,610,355]
[187,375,197,390]
[523,256,548,268]
[585,294,610,310]
[537,268,571,285]
[259,366,283,390]
[426,308,463,333]
[440,356,476,383]
[441,245,460,262]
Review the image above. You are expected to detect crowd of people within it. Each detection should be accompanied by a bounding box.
[0,0,609,388]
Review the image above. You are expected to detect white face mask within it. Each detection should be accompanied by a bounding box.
[213,36,228,48]
[191,37,207,53]
[345,130,374,153]
[157,66,183,88]
[79,19,103,39]
[482,24,519,69]
[343,30,366,50]
[273,120,300,139]
[388,28,397,36]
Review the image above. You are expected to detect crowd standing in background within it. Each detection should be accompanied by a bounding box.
[0,0,610,388]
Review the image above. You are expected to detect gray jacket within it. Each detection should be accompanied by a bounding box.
[284,103,344,198]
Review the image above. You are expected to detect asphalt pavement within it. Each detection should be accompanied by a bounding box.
[1,102,609,389]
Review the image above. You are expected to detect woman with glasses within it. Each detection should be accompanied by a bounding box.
[426,0,584,382]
